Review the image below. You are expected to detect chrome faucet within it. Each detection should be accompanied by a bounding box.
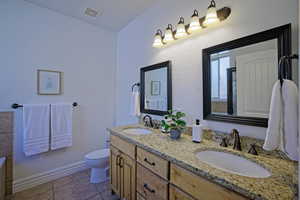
[232,129,242,151]
[143,115,153,128]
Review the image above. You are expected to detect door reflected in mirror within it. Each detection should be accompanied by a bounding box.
[210,39,278,118]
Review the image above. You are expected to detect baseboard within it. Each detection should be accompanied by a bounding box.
[13,161,88,193]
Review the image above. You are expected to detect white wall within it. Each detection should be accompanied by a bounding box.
[0,0,117,180]
[116,0,299,140]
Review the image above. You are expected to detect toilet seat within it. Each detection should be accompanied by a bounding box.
[85,149,110,160]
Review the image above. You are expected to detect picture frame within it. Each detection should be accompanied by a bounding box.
[37,70,62,95]
[151,81,161,96]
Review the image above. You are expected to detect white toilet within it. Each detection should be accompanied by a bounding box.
[85,148,110,183]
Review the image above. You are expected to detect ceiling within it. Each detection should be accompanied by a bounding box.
[24,0,158,31]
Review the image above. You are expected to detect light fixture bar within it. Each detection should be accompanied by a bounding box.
[152,6,231,48]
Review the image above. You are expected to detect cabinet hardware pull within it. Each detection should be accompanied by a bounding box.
[119,157,124,168]
[117,155,121,166]
[144,158,155,166]
[143,184,155,193]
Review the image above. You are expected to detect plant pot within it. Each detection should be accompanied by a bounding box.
[170,129,182,140]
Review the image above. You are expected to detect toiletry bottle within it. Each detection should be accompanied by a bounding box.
[192,119,203,143]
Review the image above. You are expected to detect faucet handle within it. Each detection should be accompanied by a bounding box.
[232,129,242,151]
[248,144,258,155]
[220,137,228,147]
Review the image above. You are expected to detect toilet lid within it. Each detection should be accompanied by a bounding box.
[85,149,110,160]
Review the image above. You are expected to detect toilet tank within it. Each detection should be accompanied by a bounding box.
[0,157,5,200]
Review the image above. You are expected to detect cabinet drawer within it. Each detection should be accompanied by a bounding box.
[137,164,168,200]
[137,147,169,179]
[111,135,136,159]
[170,185,196,200]
[170,164,248,200]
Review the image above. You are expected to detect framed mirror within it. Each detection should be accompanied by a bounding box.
[203,24,292,127]
[140,61,172,115]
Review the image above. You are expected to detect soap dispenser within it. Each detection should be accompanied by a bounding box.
[192,119,203,143]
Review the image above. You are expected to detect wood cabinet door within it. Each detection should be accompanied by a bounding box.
[110,146,121,196]
[120,153,136,200]
[170,185,196,200]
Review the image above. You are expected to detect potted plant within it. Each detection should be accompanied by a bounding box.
[161,110,187,139]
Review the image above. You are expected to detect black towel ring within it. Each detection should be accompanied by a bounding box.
[278,54,299,85]
[131,83,140,92]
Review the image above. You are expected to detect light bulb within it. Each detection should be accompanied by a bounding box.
[152,29,164,48]
[203,0,220,26]
[188,10,202,33]
[175,17,188,39]
[163,24,175,43]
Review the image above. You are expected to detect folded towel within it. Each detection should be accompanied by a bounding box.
[263,80,283,151]
[130,91,140,117]
[50,103,73,150]
[23,104,50,156]
[281,80,299,161]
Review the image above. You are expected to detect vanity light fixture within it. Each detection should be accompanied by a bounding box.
[203,0,220,26]
[152,29,164,48]
[188,10,202,33]
[152,0,231,48]
[175,17,188,39]
[163,24,175,43]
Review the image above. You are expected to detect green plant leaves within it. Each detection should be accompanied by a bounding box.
[161,110,187,131]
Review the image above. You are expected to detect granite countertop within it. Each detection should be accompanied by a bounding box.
[108,124,298,200]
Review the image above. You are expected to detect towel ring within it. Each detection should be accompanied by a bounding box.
[131,83,140,92]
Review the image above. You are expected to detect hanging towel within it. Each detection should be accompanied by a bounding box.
[263,80,283,151]
[281,80,299,161]
[130,91,140,117]
[263,80,299,161]
[23,104,50,156]
[51,103,73,150]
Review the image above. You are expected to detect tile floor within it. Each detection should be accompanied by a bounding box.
[11,170,119,200]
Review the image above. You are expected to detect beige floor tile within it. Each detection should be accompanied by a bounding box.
[13,183,53,199]
[99,190,119,200]
[12,170,107,200]
[53,175,73,190]
[95,181,110,192]
[73,183,98,200]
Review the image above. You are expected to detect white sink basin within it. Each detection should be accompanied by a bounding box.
[122,128,152,135]
[195,150,271,178]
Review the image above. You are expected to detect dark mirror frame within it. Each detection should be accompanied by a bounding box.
[140,61,172,116]
[202,24,292,127]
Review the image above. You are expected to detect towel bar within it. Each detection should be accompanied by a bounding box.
[11,102,78,109]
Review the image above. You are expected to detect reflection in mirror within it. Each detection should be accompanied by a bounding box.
[211,39,278,118]
[145,67,168,111]
[141,61,172,115]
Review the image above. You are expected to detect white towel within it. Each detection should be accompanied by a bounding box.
[263,80,283,151]
[23,104,50,156]
[50,103,73,150]
[263,80,299,161]
[282,80,299,161]
[130,91,140,117]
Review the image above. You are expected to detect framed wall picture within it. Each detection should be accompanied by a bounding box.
[37,70,62,95]
[151,81,161,96]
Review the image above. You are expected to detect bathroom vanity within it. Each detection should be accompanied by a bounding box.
[108,125,298,200]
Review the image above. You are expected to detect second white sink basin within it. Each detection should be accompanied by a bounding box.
[122,128,152,135]
[195,150,271,178]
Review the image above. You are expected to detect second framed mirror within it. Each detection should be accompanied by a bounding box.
[140,61,172,116]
